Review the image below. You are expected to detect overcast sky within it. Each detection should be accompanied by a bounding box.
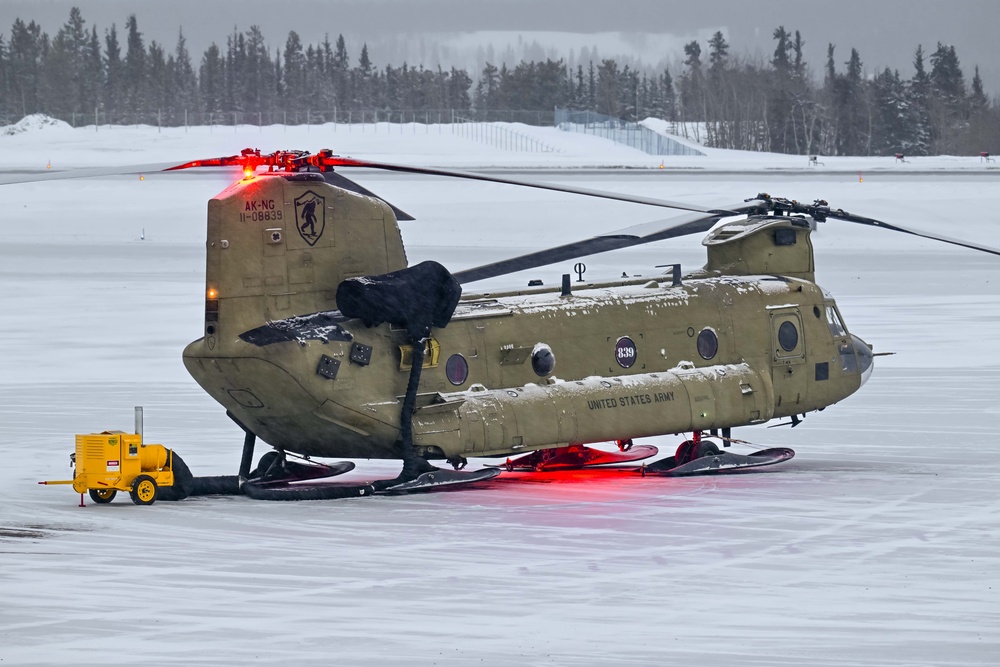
[2,0,997,93]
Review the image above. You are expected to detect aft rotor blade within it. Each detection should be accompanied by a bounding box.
[453,202,758,284]
[322,171,416,221]
[0,162,189,186]
[166,150,736,214]
[828,210,1000,257]
[325,157,738,215]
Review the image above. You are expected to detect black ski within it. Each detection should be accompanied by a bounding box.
[380,467,501,493]
[642,448,795,477]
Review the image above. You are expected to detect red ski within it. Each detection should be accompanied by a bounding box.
[503,444,658,472]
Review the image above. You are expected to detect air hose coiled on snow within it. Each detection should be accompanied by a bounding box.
[157,452,374,501]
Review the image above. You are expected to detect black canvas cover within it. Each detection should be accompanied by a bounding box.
[336,261,462,340]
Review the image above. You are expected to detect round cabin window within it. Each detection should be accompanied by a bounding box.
[697,329,718,360]
[778,321,799,352]
[445,354,469,386]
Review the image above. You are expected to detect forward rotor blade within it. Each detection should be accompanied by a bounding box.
[453,202,759,284]
[0,162,190,186]
[756,196,1000,258]
[325,157,738,215]
[827,210,1000,257]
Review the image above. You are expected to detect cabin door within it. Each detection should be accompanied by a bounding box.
[769,308,807,411]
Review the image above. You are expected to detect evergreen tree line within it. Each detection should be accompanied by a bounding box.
[665,29,996,156]
[0,10,475,126]
[0,9,996,155]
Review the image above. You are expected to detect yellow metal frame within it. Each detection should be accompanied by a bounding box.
[42,432,175,501]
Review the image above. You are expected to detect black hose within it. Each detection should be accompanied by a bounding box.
[242,481,375,500]
[155,452,239,500]
[190,475,241,496]
[155,451,195,500]
[157,451,376,501]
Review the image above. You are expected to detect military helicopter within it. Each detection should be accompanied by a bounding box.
[12,148,1000,500]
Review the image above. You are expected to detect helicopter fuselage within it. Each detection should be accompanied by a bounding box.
[181,172,873,461]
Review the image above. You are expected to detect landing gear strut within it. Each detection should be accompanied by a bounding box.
[673,431,720,465]
[253,449,285,479]
[231,410,256,486]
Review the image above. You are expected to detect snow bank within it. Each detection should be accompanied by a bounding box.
[1,116,997,173]
[1,113,73,136]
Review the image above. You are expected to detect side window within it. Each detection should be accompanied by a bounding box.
[772,312,805,361]
[445,354,469,385]
[778,321,799,351]
[697,328,718,360]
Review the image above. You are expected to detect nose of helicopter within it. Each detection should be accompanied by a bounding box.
[852,334,874,386]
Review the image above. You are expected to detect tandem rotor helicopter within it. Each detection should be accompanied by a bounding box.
[17,148,1000,501]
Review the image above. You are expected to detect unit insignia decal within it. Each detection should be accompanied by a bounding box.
[294,191,325,246]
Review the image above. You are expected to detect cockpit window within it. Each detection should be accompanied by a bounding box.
[839,341,858,373]
[826,305,847,337]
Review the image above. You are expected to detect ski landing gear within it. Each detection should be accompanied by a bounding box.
[370,454,500,493]
[250,450,356,486]
[231,413,499,500]
[233,428,367,500]
[503,443,659,472]
[379,467,501,493]
[641,431,795,477]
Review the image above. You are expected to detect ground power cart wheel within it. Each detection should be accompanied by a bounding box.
[130,474,158,505]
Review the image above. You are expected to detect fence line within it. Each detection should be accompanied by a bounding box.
[0,108,554,129]
[554,108,704,156]
[451,118,559,153]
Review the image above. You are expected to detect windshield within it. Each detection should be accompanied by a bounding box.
[826,305,847,337]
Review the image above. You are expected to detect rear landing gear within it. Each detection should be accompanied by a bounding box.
[252,450,284,480]
[225,410,495,499]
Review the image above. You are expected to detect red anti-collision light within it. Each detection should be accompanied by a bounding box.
[165,149,352,175]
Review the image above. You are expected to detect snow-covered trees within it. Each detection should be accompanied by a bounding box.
[0,8,996,154]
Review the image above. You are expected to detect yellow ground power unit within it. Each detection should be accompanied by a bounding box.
[41,431,176,506]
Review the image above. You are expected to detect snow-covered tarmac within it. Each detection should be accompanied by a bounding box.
[1,121,999,665]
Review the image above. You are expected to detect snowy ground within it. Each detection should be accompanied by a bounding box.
[1,120,999,665]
